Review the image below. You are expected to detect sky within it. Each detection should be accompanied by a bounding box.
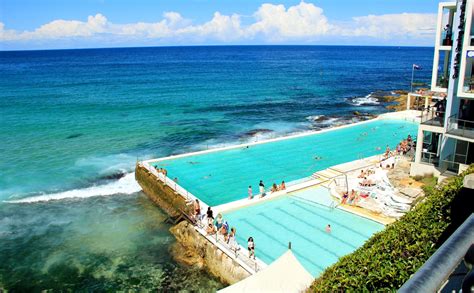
[0,0,441,50]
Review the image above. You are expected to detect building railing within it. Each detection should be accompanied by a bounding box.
[399,214,474,292]
[420,108,446,127]
[447,114,474,139]
[421,151,439,166]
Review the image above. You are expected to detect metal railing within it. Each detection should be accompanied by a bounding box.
[420,108,446,127]
[399,214,474,292]
[447,114,474,139]
[139,161,265,274]
[421,151,439,166]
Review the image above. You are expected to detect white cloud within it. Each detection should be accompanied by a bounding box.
[0,2,437,48]
[248,2,330,40]
[178,12,244,41]
[345,13,437,39]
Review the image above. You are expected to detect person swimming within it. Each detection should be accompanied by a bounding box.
[314,156,322,160]
[188,161,199,165]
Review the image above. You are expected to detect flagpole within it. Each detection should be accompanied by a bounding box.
[410,64,415,93]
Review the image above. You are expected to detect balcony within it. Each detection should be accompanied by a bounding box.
[421,109,446,127]
[447,114,474,140]
[420,151,440,166]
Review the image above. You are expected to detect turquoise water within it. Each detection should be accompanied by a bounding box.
[0,193,224,291]
[0,46,431,290]
[153,119,417,206]
[223,187,384,276]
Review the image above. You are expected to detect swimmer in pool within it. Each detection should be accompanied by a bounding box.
[314,156,322,160]
[188,161,199,165]
[203,174,212,179]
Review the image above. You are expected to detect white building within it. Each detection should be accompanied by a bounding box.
[410,0,474,178]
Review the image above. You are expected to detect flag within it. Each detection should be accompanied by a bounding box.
[413,64,422,70]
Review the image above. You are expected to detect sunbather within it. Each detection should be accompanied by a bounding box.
[206,223,216,235]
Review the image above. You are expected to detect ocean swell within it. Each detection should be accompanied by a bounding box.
[6,173,141,204]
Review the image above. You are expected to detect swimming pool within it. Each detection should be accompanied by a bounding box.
[223,187,384,276]
[152,119,417,206]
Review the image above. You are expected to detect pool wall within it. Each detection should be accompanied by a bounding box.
[135,110,421,285]
[135,163,255,285]
[144,110,420,166]
[135,164,192,218]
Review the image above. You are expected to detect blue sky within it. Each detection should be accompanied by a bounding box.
[0,0,441,50]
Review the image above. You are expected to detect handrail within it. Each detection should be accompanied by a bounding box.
[399,214,474,292]
[139,161,265,275]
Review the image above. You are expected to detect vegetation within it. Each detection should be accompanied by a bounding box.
[310,165,474,291]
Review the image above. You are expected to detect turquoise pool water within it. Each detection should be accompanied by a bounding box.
[153,119,417,206]
[223,187,384,276]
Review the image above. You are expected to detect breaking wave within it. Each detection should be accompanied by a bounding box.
[6,173,140,203]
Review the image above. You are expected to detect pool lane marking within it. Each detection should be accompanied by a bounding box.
[292,199,378,239]
[273,206,359,251]
[234,217,327,273]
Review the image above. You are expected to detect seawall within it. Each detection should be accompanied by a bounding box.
[135,163,191,218]
[134,163,250,285]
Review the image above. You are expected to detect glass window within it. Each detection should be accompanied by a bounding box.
[436,50,451,89]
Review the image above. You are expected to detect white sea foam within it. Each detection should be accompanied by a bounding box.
[306,115,323,121]
[74,153,139,175]
[6,173,141,203]
[350,94,380,106]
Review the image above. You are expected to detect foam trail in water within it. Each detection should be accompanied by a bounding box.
[6,173,141,203]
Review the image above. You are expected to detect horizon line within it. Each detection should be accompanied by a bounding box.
[0,43,435,53]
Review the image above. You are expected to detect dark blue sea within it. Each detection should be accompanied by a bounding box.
[0,46,432,290]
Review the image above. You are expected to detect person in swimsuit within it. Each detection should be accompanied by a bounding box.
[280,181,286,190]
[271,183,278,192]
[194,199,201,221]
[215,213,223,230]
[248,185,253,199]
[248,237,255,259]
[326,224,331,233]
[341,191,349,204]
[206,223,216,235]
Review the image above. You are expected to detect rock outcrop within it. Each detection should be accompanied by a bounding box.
[170,221,251,285]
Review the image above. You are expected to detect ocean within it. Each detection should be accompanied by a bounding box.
[0,45,432,290]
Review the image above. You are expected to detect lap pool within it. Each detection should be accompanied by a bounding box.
[223,186,384,276]
[152,119,417,206]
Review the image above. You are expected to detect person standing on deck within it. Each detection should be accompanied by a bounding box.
[194,199,201,222]
[206,207,214,224]
[248,185,253,199]
[248,237,256,259]
[259,180,265,197]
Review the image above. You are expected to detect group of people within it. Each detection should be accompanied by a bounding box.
[341,188,366,205]
[358,169,376,187]
[193,199,256,258]
[154,166,168,177]
[395,135,413,156]
[248,180,286,199]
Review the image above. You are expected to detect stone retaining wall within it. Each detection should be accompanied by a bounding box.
[135,163,250,285]
[135,163,191,218]
[170,221,251,285]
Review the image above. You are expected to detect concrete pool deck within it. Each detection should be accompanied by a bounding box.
[136,109,422,283]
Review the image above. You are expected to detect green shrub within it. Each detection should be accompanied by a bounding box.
[310,165,474,291]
